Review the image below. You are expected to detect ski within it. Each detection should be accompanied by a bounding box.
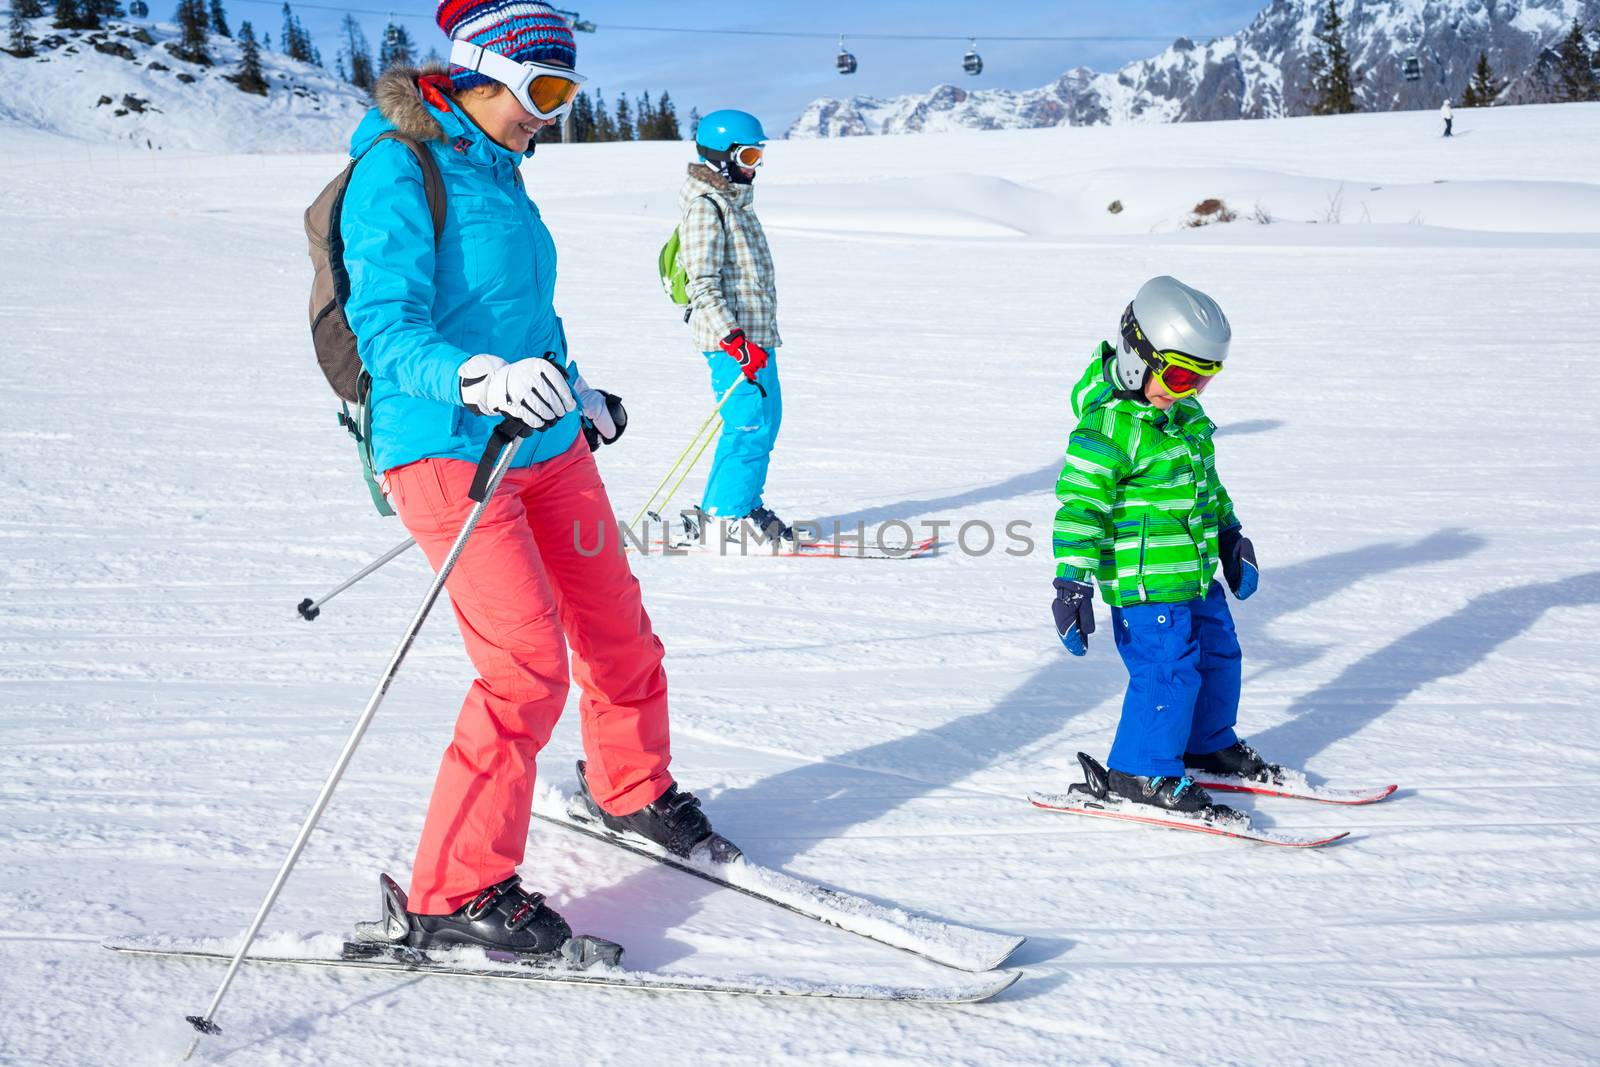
[642,535,940,561]
[531,784,1024,973]
[103,937,1019,1004]
[1027,790,1350,848]
[1186,770,1397,806]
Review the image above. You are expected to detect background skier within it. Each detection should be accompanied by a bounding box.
[337,0,730,957]
[676,109,789,541]
[1441,99,1453,137]
[1050,276,1273,823]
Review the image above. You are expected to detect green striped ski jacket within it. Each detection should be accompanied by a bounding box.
[1053,344,1240,607]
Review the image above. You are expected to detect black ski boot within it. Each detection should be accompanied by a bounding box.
[744,505,793,543]
[1185,740,1283,785]
[574,760,742,863]
[1069,753,1244,825]
[347,873,622,969]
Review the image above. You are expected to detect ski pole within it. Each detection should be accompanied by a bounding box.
[297,536,417,621]
[628,378,744,528]
[649,414,722,526]
[182,415,533,1058]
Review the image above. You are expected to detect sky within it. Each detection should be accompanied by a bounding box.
[217,0,1265,133]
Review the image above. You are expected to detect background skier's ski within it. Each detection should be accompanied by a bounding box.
[1027,791,1351,848]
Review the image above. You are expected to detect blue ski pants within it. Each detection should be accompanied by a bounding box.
[1107,581,1242,778]
[700,349,782,518]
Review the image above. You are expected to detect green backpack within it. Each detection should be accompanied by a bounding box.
[658,194,724,314]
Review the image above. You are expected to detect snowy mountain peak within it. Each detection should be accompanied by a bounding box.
[788,0,1599,137]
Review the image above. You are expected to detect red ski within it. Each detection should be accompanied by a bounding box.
[1187,774,1397,806]
[1027,791,1350,849]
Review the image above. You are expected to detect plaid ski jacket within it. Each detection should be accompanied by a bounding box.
[1053,344,1241,607]
[677,164,781,352]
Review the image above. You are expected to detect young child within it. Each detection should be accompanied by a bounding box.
[1050,276,1270,823]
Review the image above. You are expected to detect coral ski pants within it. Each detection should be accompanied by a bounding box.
[388,437,672,915]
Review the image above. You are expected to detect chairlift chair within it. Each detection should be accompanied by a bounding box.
[963,39,982,76]
[1403,54,1421,81]
[836,37,857,75]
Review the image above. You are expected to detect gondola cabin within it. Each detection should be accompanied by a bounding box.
[837,42,857,75]
[1403,54,1421,81]
[963,44,983,76]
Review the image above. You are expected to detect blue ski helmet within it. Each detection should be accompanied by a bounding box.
[696,109,767,160]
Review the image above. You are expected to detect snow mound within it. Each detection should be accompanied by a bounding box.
[0,16,369,151]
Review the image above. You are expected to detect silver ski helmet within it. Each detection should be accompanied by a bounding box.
[1114,276,1231,397]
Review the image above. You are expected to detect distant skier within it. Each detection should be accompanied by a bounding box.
[676,109,789,542]
[336,0,734,959]
[1049,276,1275,826]
[1441,99,1453,137]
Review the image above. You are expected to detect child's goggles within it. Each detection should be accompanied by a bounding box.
[730,144,765,169]
[1152,350,1222,397]
[449,40,587,120]
[1120,303,1224,398]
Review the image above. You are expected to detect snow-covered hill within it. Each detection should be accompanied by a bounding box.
[790,0,1599,137]
[2,103,1599,1065]
[0,15,369,151]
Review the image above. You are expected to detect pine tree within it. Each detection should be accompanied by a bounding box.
[570,90,596,142]
[1305,0,1360,115]
[378,21,414,72]
[85,0,122,21]
[593,89,616,140]
[8,10,36,56]
[53,0,98,31]
[635,90,657,139]
[615,93,635,140]
[340,15,374,92]
[280,2,313,63]
[174,0,211,64]
[1460,51,1505,107]
[1554,18,1595,102]
[15,0,44,17]
[234,19,268,94]
[208,0,229,37]
[687,106,701,142]
[656,90,681,140]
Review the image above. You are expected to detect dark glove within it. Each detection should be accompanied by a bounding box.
[579,389,628,452]
[1052,578,1096,656]
[1219,526,1258,601]
[718,329,770,383]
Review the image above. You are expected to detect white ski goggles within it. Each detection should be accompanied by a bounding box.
[449,39,586,120]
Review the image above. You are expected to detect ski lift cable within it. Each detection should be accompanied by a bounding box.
[201,0,1210,43]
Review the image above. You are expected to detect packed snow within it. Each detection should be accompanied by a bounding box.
[2,101,1598,1065]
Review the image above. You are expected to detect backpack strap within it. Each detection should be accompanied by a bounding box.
[370,130,446,245]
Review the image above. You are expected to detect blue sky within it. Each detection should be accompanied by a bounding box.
[223,0,1263,131]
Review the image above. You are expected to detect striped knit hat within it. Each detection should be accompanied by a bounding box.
[436,0,577,90]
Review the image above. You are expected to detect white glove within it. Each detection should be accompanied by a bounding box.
[458,354,576,429]
[572,374,618,442]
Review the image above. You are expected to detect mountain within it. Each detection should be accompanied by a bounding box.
[788,0,1599,137]
[0,15,370,151]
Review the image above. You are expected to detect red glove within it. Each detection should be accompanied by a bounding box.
[719,329,769,382]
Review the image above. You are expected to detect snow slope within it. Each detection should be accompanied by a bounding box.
[0,16,368,151]
[2,102,1599,1066]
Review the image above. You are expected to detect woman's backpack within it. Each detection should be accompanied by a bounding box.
[304,132,445,514]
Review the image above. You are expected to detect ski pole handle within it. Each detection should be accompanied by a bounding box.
[469,415,531,502]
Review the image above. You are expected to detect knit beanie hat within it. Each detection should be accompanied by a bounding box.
[435,0,577,90]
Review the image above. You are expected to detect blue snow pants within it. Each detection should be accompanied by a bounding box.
[700,349,782,518]
[1107,581,1242,778]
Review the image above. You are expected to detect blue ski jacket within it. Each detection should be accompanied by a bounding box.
[340,66,580,475]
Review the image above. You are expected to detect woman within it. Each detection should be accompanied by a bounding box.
[339,0,729,957]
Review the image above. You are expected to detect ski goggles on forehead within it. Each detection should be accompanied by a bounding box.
[449,39,586,120]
